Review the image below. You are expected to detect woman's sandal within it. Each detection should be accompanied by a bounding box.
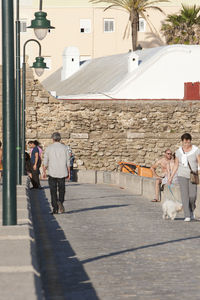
[151,199,161,202]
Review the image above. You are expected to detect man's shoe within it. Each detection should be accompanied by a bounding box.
[184,217,191,222]
[190,212,195,220]
[30,186,39,190]
[58,201,65,213]
[51,208,58,215]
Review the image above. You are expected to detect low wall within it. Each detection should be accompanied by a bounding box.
[76,170,200,218]
[0,178,43,299]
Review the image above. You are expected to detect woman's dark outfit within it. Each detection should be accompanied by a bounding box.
[30,146,41,188]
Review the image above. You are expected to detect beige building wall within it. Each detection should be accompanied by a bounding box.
[0,0,199,81]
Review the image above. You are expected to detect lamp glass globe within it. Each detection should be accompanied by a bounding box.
[34,68,45,77]
[34,28,48,40]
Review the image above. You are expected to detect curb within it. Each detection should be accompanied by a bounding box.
[0,177,43,300]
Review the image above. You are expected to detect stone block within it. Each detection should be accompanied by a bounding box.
[0,240,32,266]
[103,172,112,184]
[76,170,97,184]
[127,132,145,139]
[111,172,120,185]
[35,97,49,103]
[118,173,142,195]
[96,171,104,184]
[142,177,155,200]
[70,133,88,139]
[0,272,42,300]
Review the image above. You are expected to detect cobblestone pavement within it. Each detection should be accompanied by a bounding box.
[30,182,200,300]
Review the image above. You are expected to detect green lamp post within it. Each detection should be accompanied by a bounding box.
[2,0,16,225]
[27,0,55,40]
[15,0,22,185]
[21,39,48,175]
[16,0,55,181]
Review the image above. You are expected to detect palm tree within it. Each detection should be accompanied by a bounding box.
[161,5,200,45]
[89,0,169,51]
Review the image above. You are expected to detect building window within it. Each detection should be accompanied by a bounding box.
[20,20,27,32]
[80,19,91,33]
[138,18,146,32]
[104,19,114,33]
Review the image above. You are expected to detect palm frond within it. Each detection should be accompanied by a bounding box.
[144,6,165,14]
[123,19,131,39]
[104,4,121,11]
[140,11,160,36]
[141,0,168,9]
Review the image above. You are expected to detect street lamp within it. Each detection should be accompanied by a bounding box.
[21,39,48,175]
[16,0,55,184]
[27,0,55,40]
[2,0,16,225]
[15,0,21,185]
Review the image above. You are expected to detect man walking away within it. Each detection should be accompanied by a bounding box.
[44,132,70,214]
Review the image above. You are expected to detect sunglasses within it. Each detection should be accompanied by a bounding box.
[166,153,172,155]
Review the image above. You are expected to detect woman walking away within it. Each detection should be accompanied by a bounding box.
[28,140,41,189]
[169,133,200,222]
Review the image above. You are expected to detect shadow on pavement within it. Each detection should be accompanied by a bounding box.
[67,194,135,201]
[81,235,200,265]
[41,183,82,190]
[29,189,99,300]
[66,204,130,214]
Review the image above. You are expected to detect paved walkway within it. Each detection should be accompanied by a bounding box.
[30,182,200,300]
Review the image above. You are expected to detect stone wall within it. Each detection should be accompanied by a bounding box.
[1,66,200,171]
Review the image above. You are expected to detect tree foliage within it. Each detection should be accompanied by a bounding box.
[161,4,200,45]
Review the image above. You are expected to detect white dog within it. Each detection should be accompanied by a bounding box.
[162,199,183,220]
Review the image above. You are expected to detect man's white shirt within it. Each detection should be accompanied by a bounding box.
[44,142,70,178]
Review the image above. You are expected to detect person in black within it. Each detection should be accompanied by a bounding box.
[28,140,41,189]
[25,152,32,177]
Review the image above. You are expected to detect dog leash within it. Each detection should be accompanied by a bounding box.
[167,184,177,201]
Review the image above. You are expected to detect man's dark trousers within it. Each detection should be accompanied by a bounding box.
[48,176,65,210]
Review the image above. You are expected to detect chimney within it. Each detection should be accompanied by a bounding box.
[128,51,139,73]
[61,46,80,81]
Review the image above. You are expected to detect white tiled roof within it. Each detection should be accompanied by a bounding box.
[42,49,157,97]
[42,45,200,99]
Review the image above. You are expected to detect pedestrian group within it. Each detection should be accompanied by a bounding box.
[151,133,200,222]
[24,132,74,215]
[1,131,199,221]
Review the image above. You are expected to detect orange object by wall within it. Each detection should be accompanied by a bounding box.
[118,162,153,177]
[118,162,139,175]
[137,166,153,178]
